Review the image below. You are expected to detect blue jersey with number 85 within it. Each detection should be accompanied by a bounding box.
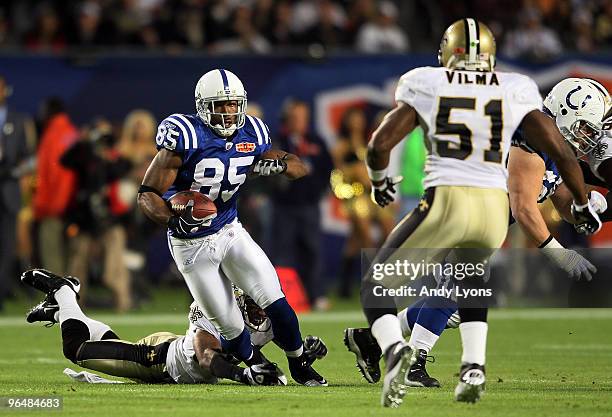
[155,113,272,238]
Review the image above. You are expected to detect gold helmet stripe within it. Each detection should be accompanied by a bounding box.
[465,18,478,64]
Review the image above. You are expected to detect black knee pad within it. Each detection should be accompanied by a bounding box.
[61,319,90,363]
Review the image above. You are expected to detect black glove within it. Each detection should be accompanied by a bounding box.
[571,198,602,235]
[167,200,211,237]
[253,158,287,176]
[371,176,403,207]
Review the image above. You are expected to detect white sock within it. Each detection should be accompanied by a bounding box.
[408,323,439,353]
[55,286,112,341]
[397,308,412,338]
[285,345,304,358]
[459,321,488,365]
[371,314,404,355]
[55,286,87,324]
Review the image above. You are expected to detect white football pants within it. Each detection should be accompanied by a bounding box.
[168,219,285,340]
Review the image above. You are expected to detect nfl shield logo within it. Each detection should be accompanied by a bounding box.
[225,142,233,150]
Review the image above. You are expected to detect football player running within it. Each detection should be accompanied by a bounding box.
[346,77,612,391]
[136,69,326,386]
[359,18,601,407]
[21,269,327,385]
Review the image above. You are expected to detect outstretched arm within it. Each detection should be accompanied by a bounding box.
[256,149,309,180]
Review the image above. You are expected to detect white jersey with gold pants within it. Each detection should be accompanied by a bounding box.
[378,66,542,266]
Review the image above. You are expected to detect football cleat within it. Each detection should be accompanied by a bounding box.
[26,297,59,326]
[288,354,328,387]
[405,349,441,388]
[381,342,414,408]
[454,363,486,403]
[343,327,382,383]
[21,269,80,301]
[244,362,288,386]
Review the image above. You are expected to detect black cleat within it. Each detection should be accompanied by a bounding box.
[381,342,413,408]
[454,363,486,403]
[288,354,328,386]
[405,349,440,387]
[244,362,288,386]
[21,269,80,301]
[26,297,59,326]
[344,327,382,383]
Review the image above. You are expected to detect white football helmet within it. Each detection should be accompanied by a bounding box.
[195,69,247,137]
[544,78,611,156]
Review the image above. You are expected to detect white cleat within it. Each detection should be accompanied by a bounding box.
[454,363,486,403]
[381,342,414,408]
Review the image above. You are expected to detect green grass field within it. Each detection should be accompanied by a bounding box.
[1,304,612,417]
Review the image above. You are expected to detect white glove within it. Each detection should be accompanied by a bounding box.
[571,199,602,235]
[540,237,597,281]
[253,159,287,176]
[588,190,608,214]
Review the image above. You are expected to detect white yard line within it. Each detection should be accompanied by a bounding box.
[1,309,612,327]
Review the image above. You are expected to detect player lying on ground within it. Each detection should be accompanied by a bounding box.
[22,268,327,385]
[137,68,326,386]
[346,77,611,388]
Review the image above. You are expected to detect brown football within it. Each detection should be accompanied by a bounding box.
[168,191,217,220]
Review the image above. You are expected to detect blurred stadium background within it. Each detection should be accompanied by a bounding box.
[0,0,611,315]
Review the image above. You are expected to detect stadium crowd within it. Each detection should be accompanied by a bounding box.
[0,0,610,58]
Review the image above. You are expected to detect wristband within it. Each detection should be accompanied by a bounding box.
[366,166,388,182]
[572,201,589,210]
[539,235,563,249]
[138,184,163,197]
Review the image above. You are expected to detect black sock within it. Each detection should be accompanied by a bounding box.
[244,347,265,366]
[210,354,248,384]
[61,319,90,363]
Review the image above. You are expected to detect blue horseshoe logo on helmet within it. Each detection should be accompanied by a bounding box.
[566,85,592,110]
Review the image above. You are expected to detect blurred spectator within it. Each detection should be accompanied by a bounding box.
[212,5,271,54]
[595,0,612,46]
[33,97,78,275]
[267,1,299,46]
[270,99,333,308]
[62,120,134,312]
[67,1,116,48]
[117,109,157,183]
[503,6,563,61]
[0,9,15,48]
[23,3,66,52]
[356,0,409,53]
[0,75,35,310]
[301,0,347,49]
[331,107,395,298]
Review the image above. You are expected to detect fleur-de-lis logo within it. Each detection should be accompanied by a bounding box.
[418,199,429,212]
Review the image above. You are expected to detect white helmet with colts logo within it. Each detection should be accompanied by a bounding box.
[544,78,611,156]
[195,69,247,137]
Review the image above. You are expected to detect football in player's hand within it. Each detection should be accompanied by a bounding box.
[168,191,216,220]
